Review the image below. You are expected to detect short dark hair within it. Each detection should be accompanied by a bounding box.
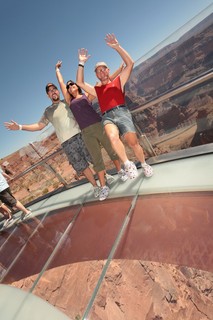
[45,83,58,93]
[66,80,82,94]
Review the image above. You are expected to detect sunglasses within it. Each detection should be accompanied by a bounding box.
[47,87,58,93]
[66,82,75,90]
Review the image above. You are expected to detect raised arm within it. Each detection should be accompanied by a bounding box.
[109,62,125,81]
[76,48,97,97]
[55,61,71,105]
[105,33,134,89]
[4,119,46,132]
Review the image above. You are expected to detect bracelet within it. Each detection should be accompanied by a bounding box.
[78,64,84,68]
[19,124,22,130]
[56,68,60,72]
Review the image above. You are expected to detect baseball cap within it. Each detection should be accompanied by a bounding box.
[45,83,58,93]
[94,62,109,72]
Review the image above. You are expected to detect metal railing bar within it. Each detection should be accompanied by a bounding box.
[82,180,143,319]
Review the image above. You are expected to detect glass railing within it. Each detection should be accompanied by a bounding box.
[1,7,212,207]
[4,73,212,205]
[1,6,213,320]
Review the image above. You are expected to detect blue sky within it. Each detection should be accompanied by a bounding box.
[1,0,213,159]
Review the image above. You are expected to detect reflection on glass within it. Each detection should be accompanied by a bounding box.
[87,192,213,320]
[30,198,133,319]
[0,7,212,320]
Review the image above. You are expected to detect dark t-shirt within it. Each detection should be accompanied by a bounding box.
[70,94,101,130]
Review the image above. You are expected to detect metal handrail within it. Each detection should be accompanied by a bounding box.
[11,147,67,184]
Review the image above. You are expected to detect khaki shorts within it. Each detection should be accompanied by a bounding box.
[82,122,118,172]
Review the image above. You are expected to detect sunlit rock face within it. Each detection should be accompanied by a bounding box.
[127,14,213,106]
[10,260,213,320]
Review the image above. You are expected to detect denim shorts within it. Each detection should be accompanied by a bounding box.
[102,106,136,136]
[61,133,92,175]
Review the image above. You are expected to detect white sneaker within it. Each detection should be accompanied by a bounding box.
[142,163,154,177]
[118,169,128,182]
[3,217,14,228]
[99,186,110,201]
[21,210,33,221]
[124,161,138,179]
[105,173,115,185]
[93,186,101,198]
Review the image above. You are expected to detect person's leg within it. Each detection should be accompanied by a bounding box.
[66,134,108,198]
[62,134,98,188]
[1,188,32,221]
[15,200,31,215]
[102,120,137,179]
[97,170,106,187]
[82,167,98,187]
[96,123,121,170]
[104,123,129,163]
[97,125,128,182]
[123,132,145,163]
[83,124,116,185]
[123,132,153,177]
[0,203,12,219]
[0,189,15,219]
[1,203,13,228]
[82,126,106,187]
[82,125,110,200]
[113,107,153,178]
[111,159,121,172]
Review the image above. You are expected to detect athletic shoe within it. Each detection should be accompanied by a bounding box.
[105,173,115,185]
[118,169,128,182]
[142,163,154,177]
[99,186,110,201]
[93,186,101,198]
[21,210,33,221]
[3,217,14,228]
[124,161,138,179]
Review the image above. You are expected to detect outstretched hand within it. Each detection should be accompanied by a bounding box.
[78,48,91,64]
[55,60,62,69]
[105,33,119,49]
[4,120,19,131]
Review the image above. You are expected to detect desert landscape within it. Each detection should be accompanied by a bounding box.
[0,13,213,320]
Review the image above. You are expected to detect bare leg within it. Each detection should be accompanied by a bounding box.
[82,167,98,187]
[15,200,31,215]
[104,124,129,163]
[112,159,122,172]
[123,132,145,163]
[97,170,106,187]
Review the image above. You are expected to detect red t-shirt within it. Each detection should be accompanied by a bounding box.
[95,76,125,113]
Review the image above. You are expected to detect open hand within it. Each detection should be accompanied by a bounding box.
[55,60,62,69]
[105,33,119,48]
[78,48,91,64]
[4,120,19,131]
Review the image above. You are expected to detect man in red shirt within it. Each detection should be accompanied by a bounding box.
[76,33,153,179]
